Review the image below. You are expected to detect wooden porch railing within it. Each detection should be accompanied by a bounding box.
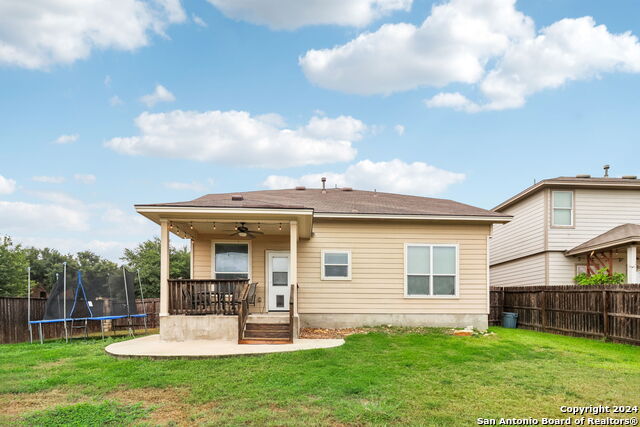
[168,279,249,315]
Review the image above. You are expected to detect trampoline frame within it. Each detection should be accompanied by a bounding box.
[28,266,148,344]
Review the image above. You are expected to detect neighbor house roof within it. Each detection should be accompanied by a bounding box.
[494,176,640,211]
[136,188,510,221]
[565,223,640,256]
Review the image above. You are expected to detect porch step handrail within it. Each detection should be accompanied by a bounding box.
[288,284,295,341]
[168,279,249,315]
[237,282,251,342]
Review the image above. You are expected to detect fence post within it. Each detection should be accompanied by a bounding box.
[501,287,505,320]
[540,289,547,332]
[602,289,609,341]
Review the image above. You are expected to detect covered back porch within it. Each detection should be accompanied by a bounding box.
[135,204,314,342]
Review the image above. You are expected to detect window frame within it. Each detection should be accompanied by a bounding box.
[404,243,459,299]
[321,249,352,281]
[551,190,574,227]
[211,240,252,280]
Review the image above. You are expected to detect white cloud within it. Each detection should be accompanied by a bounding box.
[300,0,533,95]
[206,0,412,30]
[300,0,640,111]
[164,181,207,192]
[302,115,367,141]
[109,95,124,106]
[0,201,89,232]
[104,75,112,87]
[32,176,65,184]
[0,175,17,194]
[424,92,480,113]
[0,0,186,70]
[54,134,79,144]
[394,124,405,136]
[74,174,96,184]
[105,110,364,168]
[262,159,465,196]
[192,14,207,27]
[140,84,176,107]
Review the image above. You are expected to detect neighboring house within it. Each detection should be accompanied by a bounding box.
[490,175,640,286]
[135,184,510,343]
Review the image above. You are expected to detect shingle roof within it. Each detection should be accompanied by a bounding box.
[566,223,640,256]
[136,188,507,218]
[495,176,640,211]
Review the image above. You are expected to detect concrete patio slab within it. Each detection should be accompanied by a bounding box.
[105,334,344,359]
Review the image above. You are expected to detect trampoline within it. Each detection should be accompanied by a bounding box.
[28,263,148,344]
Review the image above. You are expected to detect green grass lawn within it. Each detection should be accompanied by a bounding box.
[0,328,638,426]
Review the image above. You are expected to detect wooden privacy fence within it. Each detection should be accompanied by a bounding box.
[490,285,640,345]
[0,297,160,344]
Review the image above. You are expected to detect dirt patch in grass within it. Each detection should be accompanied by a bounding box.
[0,389,77,417]
[107,387,196,426]
[299,328,368,339]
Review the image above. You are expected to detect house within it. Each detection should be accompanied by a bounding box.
[490,173,640,286]
[135,182,510,343]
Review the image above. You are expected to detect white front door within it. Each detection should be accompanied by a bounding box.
[267,251,290,311]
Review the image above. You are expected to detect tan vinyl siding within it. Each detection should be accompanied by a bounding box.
[548,189,640,251]
[490,253,546,286]
[191,234,289,313]
[490,190,545,265]
[547,251,578,284]
[297,220,491,314]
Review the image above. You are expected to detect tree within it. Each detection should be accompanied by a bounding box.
[23,246,73,292]
[0,236,29,296]
[121,237,190,298]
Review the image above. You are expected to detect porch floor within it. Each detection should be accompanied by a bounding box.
[105,334,344,359]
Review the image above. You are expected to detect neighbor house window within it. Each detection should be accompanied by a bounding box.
[214,243,249,279]
[552,191,573,226]
[405,244,458,297]
[321,250,351,280]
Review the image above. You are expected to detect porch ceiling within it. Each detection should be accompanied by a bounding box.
[135,206,313,239]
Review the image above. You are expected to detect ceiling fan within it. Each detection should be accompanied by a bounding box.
[229,222,264,239]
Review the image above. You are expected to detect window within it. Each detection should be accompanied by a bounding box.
[214,243,249,279]
[552,191,573,226]
[405,244,457,297]
[321,250,351,280]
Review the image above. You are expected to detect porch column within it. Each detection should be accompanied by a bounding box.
[627,245,638,284]
[160,219,170,316]
[290,220,298,315]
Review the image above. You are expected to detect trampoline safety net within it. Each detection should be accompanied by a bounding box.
[43,268,138,320]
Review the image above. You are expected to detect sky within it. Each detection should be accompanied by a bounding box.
[1,0,640,261]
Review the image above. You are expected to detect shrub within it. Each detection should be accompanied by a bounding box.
[574,268,626,285]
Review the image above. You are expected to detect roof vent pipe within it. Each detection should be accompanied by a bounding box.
[622,175,638,180]
[231,194,243,201]
[295,186,306,190]
[576,174,591,178]
[603,164,610,177]
[321,177,327,194]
